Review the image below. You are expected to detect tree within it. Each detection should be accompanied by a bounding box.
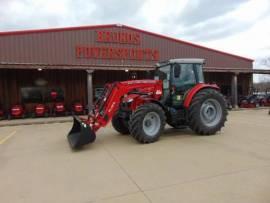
[261,57,270,67]
[256,57,270,83]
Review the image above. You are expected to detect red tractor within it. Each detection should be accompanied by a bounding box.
[67,59,228,149]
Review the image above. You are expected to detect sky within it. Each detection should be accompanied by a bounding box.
[0,0,270,72]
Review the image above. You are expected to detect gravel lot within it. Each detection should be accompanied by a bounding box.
[0,109,270,203]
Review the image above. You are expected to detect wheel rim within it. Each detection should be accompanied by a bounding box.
[200,98,222,127]
[143,112,161,137]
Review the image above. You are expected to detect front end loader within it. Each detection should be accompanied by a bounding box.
[67,58,227,149]
[68,80,163,148]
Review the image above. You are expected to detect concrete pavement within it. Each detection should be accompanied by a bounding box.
[0,116,73,127]
[0,109,270,202]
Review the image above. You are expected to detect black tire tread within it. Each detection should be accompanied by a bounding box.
[112,112,130,135]
[129,103,166,143]
[188,88,227,135]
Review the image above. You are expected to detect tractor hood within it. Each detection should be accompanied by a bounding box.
[119,79,161,86]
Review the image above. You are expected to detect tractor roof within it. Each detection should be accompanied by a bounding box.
[156,58,205,67]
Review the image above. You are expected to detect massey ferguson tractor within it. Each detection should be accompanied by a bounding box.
[67,59,227,149]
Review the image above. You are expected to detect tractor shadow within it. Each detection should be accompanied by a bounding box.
[162,126,197,137]
[79,126,199,149]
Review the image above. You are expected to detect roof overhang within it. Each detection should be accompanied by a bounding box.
[1,63,268,74]
[0,62,154,71]
[204,67,270,74]
[157,58,205,67]
[251,69,270,74]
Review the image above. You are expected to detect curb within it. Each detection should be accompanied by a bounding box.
[0,118,73,127]
[230,107,270,111]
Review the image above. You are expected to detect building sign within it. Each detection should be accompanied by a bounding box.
[96,31,140,45]
[76,31,160,61]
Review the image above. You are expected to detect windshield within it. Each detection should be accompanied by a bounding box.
[155,65,170,90]
[154,65,170,81]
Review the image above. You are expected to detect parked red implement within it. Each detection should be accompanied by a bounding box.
[72,101,85,115]
[0,109,4,120]
[53,102,67,116]
[9,104,26,119]
[50,90,58,101]
[239,95,259,108]
[33,103,49,117]
[260,95,270,107]
[67,59,228,149]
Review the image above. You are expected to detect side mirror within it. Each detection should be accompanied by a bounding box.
[174,64,181,78]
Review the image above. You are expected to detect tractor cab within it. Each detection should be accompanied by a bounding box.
[155,58,205,108]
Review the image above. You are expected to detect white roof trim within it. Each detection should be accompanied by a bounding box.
[157,58,205,66]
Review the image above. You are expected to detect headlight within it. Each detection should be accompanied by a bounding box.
[127,98,134,103]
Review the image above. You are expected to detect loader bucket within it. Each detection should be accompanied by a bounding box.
[67,116,96,149]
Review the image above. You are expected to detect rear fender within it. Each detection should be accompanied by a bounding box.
[183,83,220,108]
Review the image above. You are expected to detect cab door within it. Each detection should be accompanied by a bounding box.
[171,63,197,108]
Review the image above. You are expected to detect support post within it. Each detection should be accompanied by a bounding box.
[86,70,94,113]
[231,73,238,108]
[249,73,253,95]
[3,70,10,112]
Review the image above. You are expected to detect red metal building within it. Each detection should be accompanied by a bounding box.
[0,24,255,113]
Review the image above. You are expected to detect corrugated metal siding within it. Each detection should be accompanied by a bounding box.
[0,26,252,69]
[0,69,87,108]
[0,68,149,110]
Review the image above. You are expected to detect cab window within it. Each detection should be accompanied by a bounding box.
[155,65,170,89]
[172,64,196,88]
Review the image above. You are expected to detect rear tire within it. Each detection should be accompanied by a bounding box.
[188,88,227,135]
[112,112,129,135]
[129,103,165,143]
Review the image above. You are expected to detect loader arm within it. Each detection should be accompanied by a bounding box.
[67,79,163,149]
[91,80,163,132]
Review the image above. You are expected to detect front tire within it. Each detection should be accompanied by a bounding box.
[188,88,227,135]
[112,112,130,135]
[129,103,166,143]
